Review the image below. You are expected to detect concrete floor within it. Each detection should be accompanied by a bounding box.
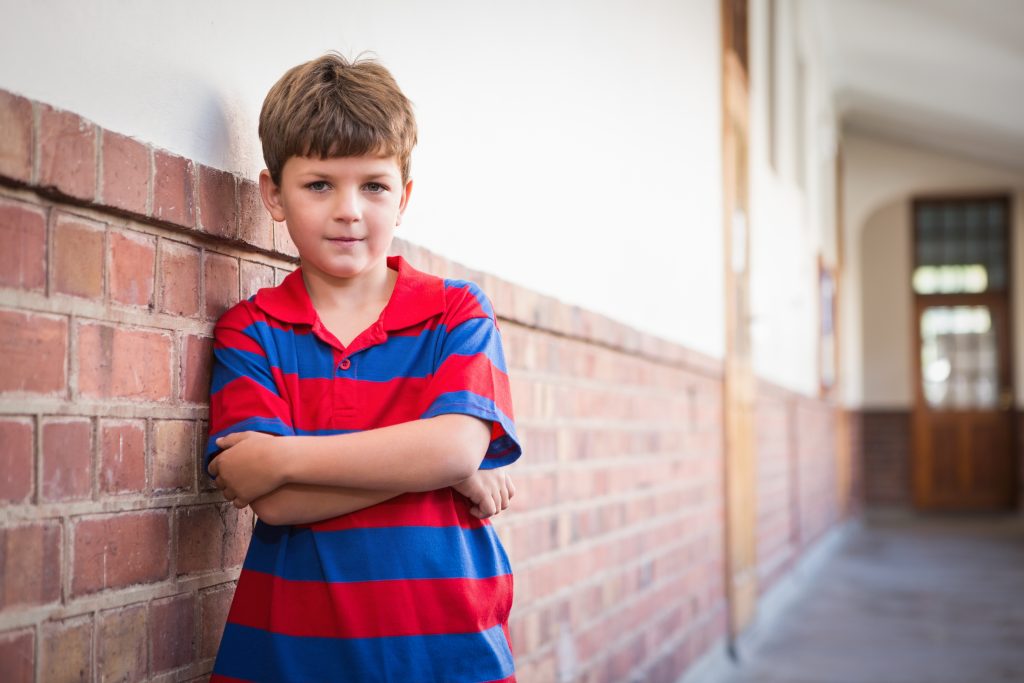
[714,512,1024,683]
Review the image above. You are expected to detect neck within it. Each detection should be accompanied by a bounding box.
[301,259,398,313]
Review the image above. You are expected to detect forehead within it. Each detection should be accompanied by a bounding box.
[284,154,402,178]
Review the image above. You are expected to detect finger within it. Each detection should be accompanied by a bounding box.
[499,484,510,511]
[214,477,227,490]
[222,487,237,502]
[208,459,219,477]
[469,506,485,519]
[233,498,248,509]
[215,431,251,449]
[481,495,498,517]
[507,476,516,499]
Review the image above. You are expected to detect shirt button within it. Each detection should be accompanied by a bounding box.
[339,359,351,371]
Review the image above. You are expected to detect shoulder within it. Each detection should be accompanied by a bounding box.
[213,296,263,336]
[441,278,497,328]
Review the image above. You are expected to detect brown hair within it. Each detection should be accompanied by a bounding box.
[259,52,417,185]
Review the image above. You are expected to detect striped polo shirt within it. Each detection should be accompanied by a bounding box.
[206,255,521,683]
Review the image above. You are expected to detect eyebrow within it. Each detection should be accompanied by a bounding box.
[297,169,399,181]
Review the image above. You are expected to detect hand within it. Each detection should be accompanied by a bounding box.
[208,431,286,509]
[453,468,515,519]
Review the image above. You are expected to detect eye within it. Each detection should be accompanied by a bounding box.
[305,180,330,192]
[364,182,388,194]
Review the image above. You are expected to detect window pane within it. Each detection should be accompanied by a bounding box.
[914,199,1007,293]
[920,306,998,409]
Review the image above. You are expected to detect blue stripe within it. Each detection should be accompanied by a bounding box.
[211,347,281,396]
[213,622,514,683]
[445,279,495,319]
[239,318,506,383]
[243,321,337,379]
[440,316,508,374]
[243,523,511,582]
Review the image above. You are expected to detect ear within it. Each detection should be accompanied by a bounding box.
[396,178,414,226]
[259,169,287,223]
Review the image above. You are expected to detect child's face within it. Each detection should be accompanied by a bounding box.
[260,154,412,284]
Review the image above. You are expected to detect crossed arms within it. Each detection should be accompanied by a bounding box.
[208,413,514,525]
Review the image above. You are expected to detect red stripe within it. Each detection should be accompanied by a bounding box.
[296,488,487,531]
[210,378,292,433]
[228,569,513,639]
[431,353,514,418]
[209,675,253,683]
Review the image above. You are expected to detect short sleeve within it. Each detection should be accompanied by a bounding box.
[204,306,295,477]
[420,286,521,469]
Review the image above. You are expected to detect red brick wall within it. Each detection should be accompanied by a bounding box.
[754,384,845,595]
[0,89,847,683]
[857,410,912,506]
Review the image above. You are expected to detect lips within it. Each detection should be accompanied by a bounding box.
[327,237,363,242]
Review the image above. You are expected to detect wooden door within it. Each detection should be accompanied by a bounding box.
[911,197,1017,510]
[721,0,757,646]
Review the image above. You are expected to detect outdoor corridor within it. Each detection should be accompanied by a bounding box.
[712,512,1024,683]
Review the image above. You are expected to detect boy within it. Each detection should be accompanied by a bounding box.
[205,53,521,683]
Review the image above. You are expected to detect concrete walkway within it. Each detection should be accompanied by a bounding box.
[714,512,1024,683]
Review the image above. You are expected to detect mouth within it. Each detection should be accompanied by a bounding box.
[327,237,363,243]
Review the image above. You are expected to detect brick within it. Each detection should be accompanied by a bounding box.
[76,322,172,401]
[181,334,213,403]
[38,105,96,201]
[273,221,299,258]
[99,419,145,494]
[175,505,223,575]
[150,593,195,673]
[101,130,150,214]
[41,418,93,501]
[198,165,237,239]
[98,603,147,682]
[0,200,46,291]
[0,91,33,182]
[52,212,105,298]
[0,522,61,609]
[40,617,92,683]
[204,251,239,320]
[0,309,67,394]
[152,150,195,227]
[238,178,273,250]
[0,418,33,504]
[158,240,200,316]
[108,229,155,307]
[153,420,195,491]
[0,628,34,683]
[72,510,169,595]
[240,260,274,299]
[200,585,234,659]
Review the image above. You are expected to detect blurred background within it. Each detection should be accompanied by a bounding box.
[0,1,1021,681]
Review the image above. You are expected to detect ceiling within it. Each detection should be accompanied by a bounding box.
[818,0,1024,171]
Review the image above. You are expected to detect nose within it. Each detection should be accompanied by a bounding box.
[332,187,361,223]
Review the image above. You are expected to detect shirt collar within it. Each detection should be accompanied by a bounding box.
[254,255,445,331]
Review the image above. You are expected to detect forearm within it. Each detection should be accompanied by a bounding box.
[280,414,491,492]
[250,484,400,526]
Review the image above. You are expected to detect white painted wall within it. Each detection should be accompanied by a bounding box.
[746,0,839,395]
[842,131,1024,408]
[0,0,726,357]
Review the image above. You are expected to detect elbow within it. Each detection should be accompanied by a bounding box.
[444,448,480,485]
[429,415,490,487]
[250,496,285,526]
